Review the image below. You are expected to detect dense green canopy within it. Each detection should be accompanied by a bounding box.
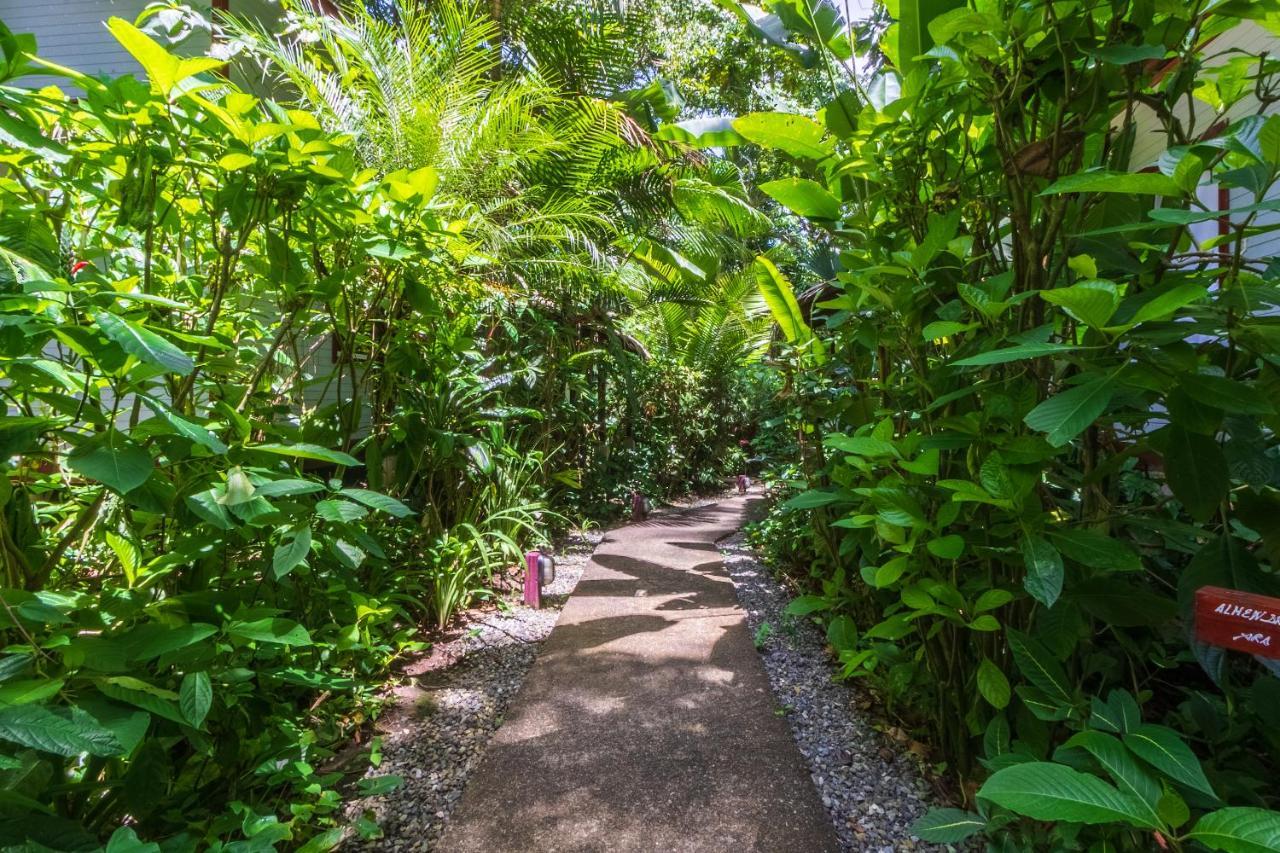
[0,0,1279,848]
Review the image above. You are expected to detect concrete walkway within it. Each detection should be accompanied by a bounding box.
[439,494,839,852]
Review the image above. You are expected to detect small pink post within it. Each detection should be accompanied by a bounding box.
[524,550,542,609]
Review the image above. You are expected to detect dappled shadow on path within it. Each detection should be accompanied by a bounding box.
[574,555,734,612]
[439,492,838,853]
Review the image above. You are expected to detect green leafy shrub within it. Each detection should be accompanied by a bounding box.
[705,0,1280,847]
[0,0,772,842]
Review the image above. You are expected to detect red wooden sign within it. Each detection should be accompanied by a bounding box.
[1194,586,1280,659]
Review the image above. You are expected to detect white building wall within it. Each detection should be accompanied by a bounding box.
[0,0,162,84]
[1123,21,1280,273]
[0,0,282,91]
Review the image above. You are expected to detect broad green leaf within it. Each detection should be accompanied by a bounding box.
[95,312,194,375]
[107,18,222,98]
[296,829,345,853]
[123,622,217,662]
[1123,724,1216,798]
[785,595,831,616]
[909,808,985,843]
[316,499,368,523]
[106,531,141,586]
[227,618,312,646]
[899,448,940,476]
[925,5,998,47]
[1069,579,1176,628]
[655,117,746,148]
[980,454,1014,500]
[248,442,361,467]
[1007,630,1074,707]
[754,257,824,363]
[0,109,70,164]
[106,827,161,853]
[974,589,1014,612]
[186,489,234,530]
[357,774,404,796]
[1040,280,1121,328]
[1020,685,1077,721]
[978,762,1161,828]
[820,90,860,138]
[1050,529,1141,571]
[826,615,857,650]
[335,537,366,571]
[97,676,185,724]
[923,320,977,340]
[1021,535,1064,608]
[0,704,124,757]
[1090,44,1167,64]
[901,584,935,610]
[985,716,1012,758]
[771,0,852,59]
[732,113,834,161]
[1179,375,1275,415]
[339,488,414,518]
[1042,170,1182,196]
[67,430,153,494]
[218,152,255,171]
[179,671,211,728]
[977,658,1010,709]
[1024,378,1115,447]
[139,397,227,453]
[1163,425,1229,522]
[0,678,64,706]
[951,341,1076,366]
[873,557,907,587]
[273,525,312,579]
[911,209,961,269]
[1188,808,1280,853]
[927,534,964,559]
[827,435,897,457]
[894,0,968,75]
[1148,199,1280,224]
[1059,731,1162,827]
[1128,284,1208,325]
[1160,789,1191,830]
[865,614,914,640]
[760,177,841,220]
[249,479,323,499]
[1261,114,1280,167]
[1090,689,1143,735]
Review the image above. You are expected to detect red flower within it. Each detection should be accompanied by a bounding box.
[69,260,90,276]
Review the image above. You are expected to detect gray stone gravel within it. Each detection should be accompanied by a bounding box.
[341,494,724,849]
[342,529,601,850]
[720,530,952,852]
[344,489,955,852]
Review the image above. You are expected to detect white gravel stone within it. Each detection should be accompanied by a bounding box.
[720,529,962,852]
[341,529,601,849]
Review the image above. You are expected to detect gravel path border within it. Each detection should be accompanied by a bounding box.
[345,490,951,851]
[343,490,731,849]
[343,529,601,850]
[719,529,949,852]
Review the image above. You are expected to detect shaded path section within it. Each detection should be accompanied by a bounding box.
[439,494,839,852]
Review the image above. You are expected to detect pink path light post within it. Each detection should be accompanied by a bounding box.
[524,550,542,609]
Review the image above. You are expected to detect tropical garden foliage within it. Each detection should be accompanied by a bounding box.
[4,0,1280,848]
[679,0,1280,849]
[0,0,770,847]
